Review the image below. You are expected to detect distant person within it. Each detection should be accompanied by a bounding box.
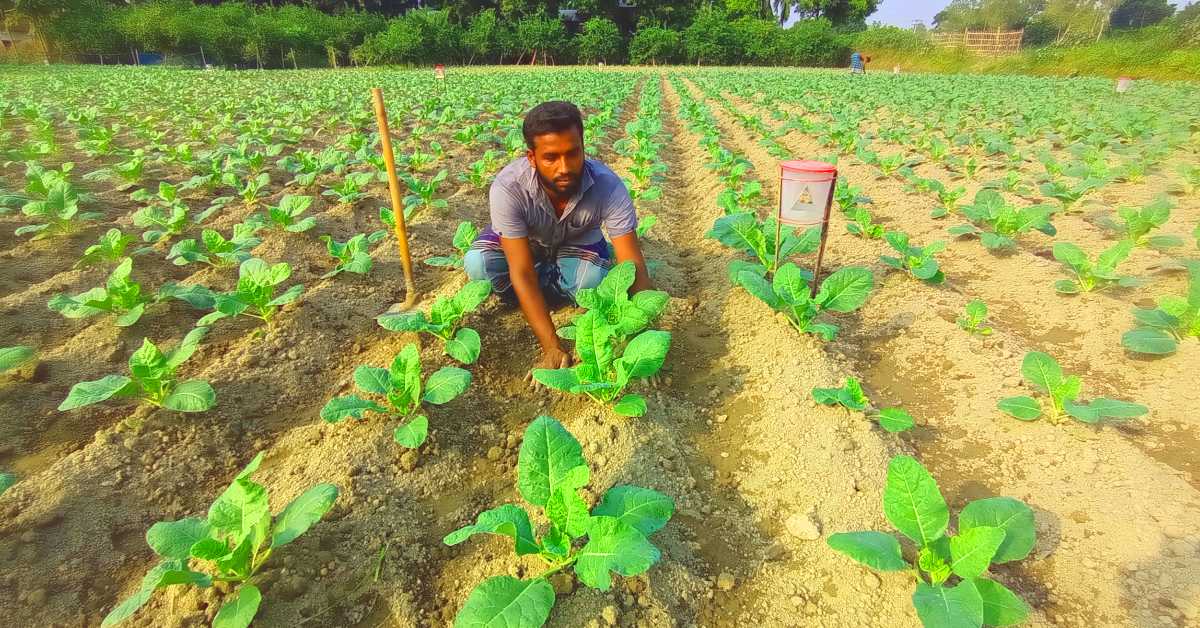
[850,51,867,74]
[464,101,651,376]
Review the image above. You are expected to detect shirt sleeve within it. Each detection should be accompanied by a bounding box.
[601,181,638,238]
[489,180,528,239]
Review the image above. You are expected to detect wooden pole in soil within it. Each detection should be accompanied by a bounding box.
[809,176,838,299]
[371,88,421,311]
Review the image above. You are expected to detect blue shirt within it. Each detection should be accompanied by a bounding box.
[850,52,863,71]
[488,157,637,248]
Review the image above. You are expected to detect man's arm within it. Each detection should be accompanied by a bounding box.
[611,231,651,293]
[499,235,571,369]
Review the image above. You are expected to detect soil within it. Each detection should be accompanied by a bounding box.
[0,65,1197,628]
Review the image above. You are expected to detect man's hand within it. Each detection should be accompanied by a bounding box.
[525,345,573,389]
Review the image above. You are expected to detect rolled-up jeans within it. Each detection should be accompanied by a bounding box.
[464,227,612,305]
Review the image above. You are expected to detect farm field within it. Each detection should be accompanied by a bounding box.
[1,64,1199,628]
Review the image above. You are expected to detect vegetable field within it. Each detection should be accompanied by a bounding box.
[1,65,1199,628]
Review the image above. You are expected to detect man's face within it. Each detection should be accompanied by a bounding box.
[527,128,584,198]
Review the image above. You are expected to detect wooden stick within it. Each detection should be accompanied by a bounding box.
[809,175,838,298]
[371,87,420,311]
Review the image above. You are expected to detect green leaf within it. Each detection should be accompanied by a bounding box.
[1121,328,1177,355]
[546,485,592,539]
[973,578,1030,626]
[162,380,216,413]
[423,367,471,405]
[212,584,261,628]
[445,327,481,365]
[271,484,338,548]
[617,330,671,379]
[883,455,949,546]
[320,394,387,422]
[826,531,908,572]
[574,516,660,591]
[997,396,1042,421]
[444,504,540,555]
[876,408,915,433]
[1088,397,1148,419]
[453,576,554,628]
[59,374,134,411]
[208,478,270,540]
[146,518,210,560]
[959,497,1037,563]
[354,366,391,395]
[592,485,674,536]
[612,394,647,417]
[517,416,588,507]
[1020,352,1062,395]
[736,269,782,310]
[393,415,429,448]
[0,346,34,372]
[531,368,579,392]
[949,526,1006,579]
[815,266,875,312]
[101,560,201,627]
[912,580,984,628]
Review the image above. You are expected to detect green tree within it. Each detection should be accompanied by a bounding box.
[514,13,569,64]
[628,26,680,64]
[774,0,880,24]
[683,7,738,64]
[730,16,783,64]
[576,17,623,63]
[1109,0,1174,28]
[463,8,501,64]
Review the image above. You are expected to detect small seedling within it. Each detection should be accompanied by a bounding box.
[948,191,1055,251]
[167,223,262,269]
[1103,196,1181,249]
[880,231,945,284]
[812,377,914,432]
[49,257,189,327]
[707,212,819,278]
[1051,240,1137,294]
[736,263,874,341]
[196,258,304,329]
[16,178,100,239]
[424,221,478,268]
[997,351,1147,424]
[957,300,993,335]
[320,230,387,278]
[828,455,1037,628]
[322,171,373,204]
[321,344,470,448]
[258,194,317,233]
[558,261,669,344]
[131,182,189,243]
[445,415,673,628]
[75,228,136,269]
[1121,260,1199,356]
[399,169,449,217]
[101,452,337,627]
[377,280,492,365]
[59,327,215,413]
[846,207,884,239]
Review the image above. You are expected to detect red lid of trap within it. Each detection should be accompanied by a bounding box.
[781,160,836,174]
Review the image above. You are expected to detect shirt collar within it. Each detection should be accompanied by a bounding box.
[525,159,595,219]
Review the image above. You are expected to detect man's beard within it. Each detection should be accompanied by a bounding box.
[536,169,581,198]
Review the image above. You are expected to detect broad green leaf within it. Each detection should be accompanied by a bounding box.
[1088,397,1148,419]
[376,311,436,333]
[876,408,915,433]
[736,269,782,310]
[546,485,592,539]
[1063,399,1100,423]
[354,366,391,395]
[618,330,671,379]
[1020,352,1062,395]
[949,526,1006,578]
[959,497,1037,563]
[101,560,195,627]
[574,516,660,591]
[0,346,34,372]
[454,280,493,312]
[826,531,907,572]
[59,375,134,411]
[271,484,338,548]
[531,368,579,392]
[883,455,949,546]
[1121,328,1177,354]
[596,261,636,304]
[146,518,210,560]
[612,393,647,417]
[393,415,429,448]
[165,326,209,368]
[997,396,1042,421]
[517,416,588,507]
[0,472,14,495]
[973,578,1030,626]
[444,504,540,556]
[913,580,984,628]
[320,394,387,422]
[162,380,216,412]
[815,266,874,312]
[453,576,554,628]
[773,263,811,306]
[423,367,471,405]
[445,327,481,365]
[592,485,674,536]
[208,478,270,539]
[213,584,261,628]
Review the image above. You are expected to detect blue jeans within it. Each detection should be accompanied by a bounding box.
[464,227,612,305]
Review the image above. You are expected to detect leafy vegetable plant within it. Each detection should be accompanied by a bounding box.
[827,455,1037,628]
[1120,260,1198,356]
[49,257,169,327]
[880,231,945,284]
[321,344,470,448]
[101,452,338,627]
[846,207,884,239]
[320,230,387,278]
[196,258,304,329]
[1051,240,1136,294]
[957,299,993,335]
[399,169,449,217]
[258,194,316,233]
[377,280,492,365]
[557,261,668,343]
[735,263,873,340]
[812,377,915,432]
[997,351,1147,424]
[707,212,819,279]
[1103,196,1181,249]
[167,223,262,269]
[424,221,478,268]
[948,190,1055,251]
[16,177,100,239]
[131,182,189,243]
[445,415,673,628]
[59,327,215,413]
[75,228,136,269]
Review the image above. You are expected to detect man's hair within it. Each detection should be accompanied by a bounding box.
[522,101,584,149]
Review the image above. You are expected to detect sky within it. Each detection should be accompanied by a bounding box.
[870,0,1197,28]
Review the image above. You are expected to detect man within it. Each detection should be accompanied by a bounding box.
[465,100,651,375]
[850,51,866,74]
